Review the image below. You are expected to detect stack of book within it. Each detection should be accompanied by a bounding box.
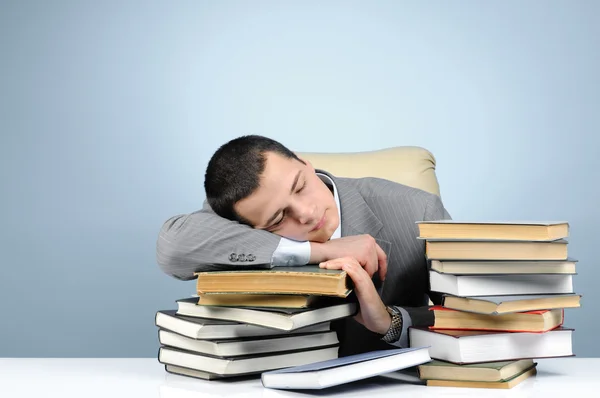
[409,221,581,389]
[155,266,357,379]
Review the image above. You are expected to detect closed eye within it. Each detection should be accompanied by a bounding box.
[270,210,287,230]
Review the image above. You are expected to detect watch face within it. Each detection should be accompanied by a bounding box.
[386,306,400,315]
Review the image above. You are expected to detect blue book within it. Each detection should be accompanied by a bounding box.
[261,347,431,390]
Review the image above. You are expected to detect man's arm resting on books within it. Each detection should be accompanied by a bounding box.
[157,203,388,281]
[156,202,282,280]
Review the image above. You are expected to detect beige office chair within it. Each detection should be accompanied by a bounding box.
[297,146,441,197]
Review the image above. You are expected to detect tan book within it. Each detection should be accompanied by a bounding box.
[431,306,564,332]
[195,266,351,297]
[425,239,568,260]
[426,365,537,389]
[431,258,577,275]
[442,294,581,315]
[418,359,534,382]
[197,293,320,308]
[417,221,568,241]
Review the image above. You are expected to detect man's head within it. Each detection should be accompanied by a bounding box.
[205,135,339,242]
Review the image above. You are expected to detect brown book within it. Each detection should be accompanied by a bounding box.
[418,359,534,382]
[442,294,581,315]
[425,239,568,260]
[416,221,568,241]
[194,266,351,297]
[430,306,564,332]
[426,365,537,389]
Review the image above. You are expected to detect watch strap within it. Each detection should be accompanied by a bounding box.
[381,305,403,343]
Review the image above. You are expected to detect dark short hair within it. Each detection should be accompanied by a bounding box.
[204,135,303,224]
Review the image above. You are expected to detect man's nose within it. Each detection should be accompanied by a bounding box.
[294,201,317,225]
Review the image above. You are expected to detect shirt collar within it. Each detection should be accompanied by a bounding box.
[316,172,341,240]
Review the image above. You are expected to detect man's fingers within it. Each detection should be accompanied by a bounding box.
[375,243,388,281]
[341,261,380,304]
[369,250,379,278]
[319,260,344,270]
[320,257,354,271]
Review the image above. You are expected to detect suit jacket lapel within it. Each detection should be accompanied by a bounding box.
[318,170,392,262]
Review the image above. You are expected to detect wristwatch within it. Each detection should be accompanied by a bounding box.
[381,306,403,343]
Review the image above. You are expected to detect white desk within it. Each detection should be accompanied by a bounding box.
[1,358,598,398]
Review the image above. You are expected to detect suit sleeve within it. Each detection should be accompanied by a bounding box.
[392,193,452,346]
[156,201,282,280]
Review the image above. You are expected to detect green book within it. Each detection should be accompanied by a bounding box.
[194,266,352,298]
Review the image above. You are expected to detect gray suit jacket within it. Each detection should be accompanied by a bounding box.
[157,171,451,356]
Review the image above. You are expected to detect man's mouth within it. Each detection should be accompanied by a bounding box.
[311,214,326,232]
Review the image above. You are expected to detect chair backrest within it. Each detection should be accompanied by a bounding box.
[297,146,441,196]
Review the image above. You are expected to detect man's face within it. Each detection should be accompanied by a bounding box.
[234,152,340,243]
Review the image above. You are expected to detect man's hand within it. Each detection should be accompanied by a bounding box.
[310,235,387,281]
[319,257,392,335]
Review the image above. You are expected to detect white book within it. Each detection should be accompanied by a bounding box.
[176,298,356,331]
[261,347,431,390]
[429,271,574,296]
[409,327,573,364]
[158,345,339,376]
[158,329,339,357]
[155,310,331,339]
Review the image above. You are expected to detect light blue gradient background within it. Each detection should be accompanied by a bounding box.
[1,0,598,357]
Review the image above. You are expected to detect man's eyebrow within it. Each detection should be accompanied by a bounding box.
[289,171,302,194]
[264,171,302,228]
